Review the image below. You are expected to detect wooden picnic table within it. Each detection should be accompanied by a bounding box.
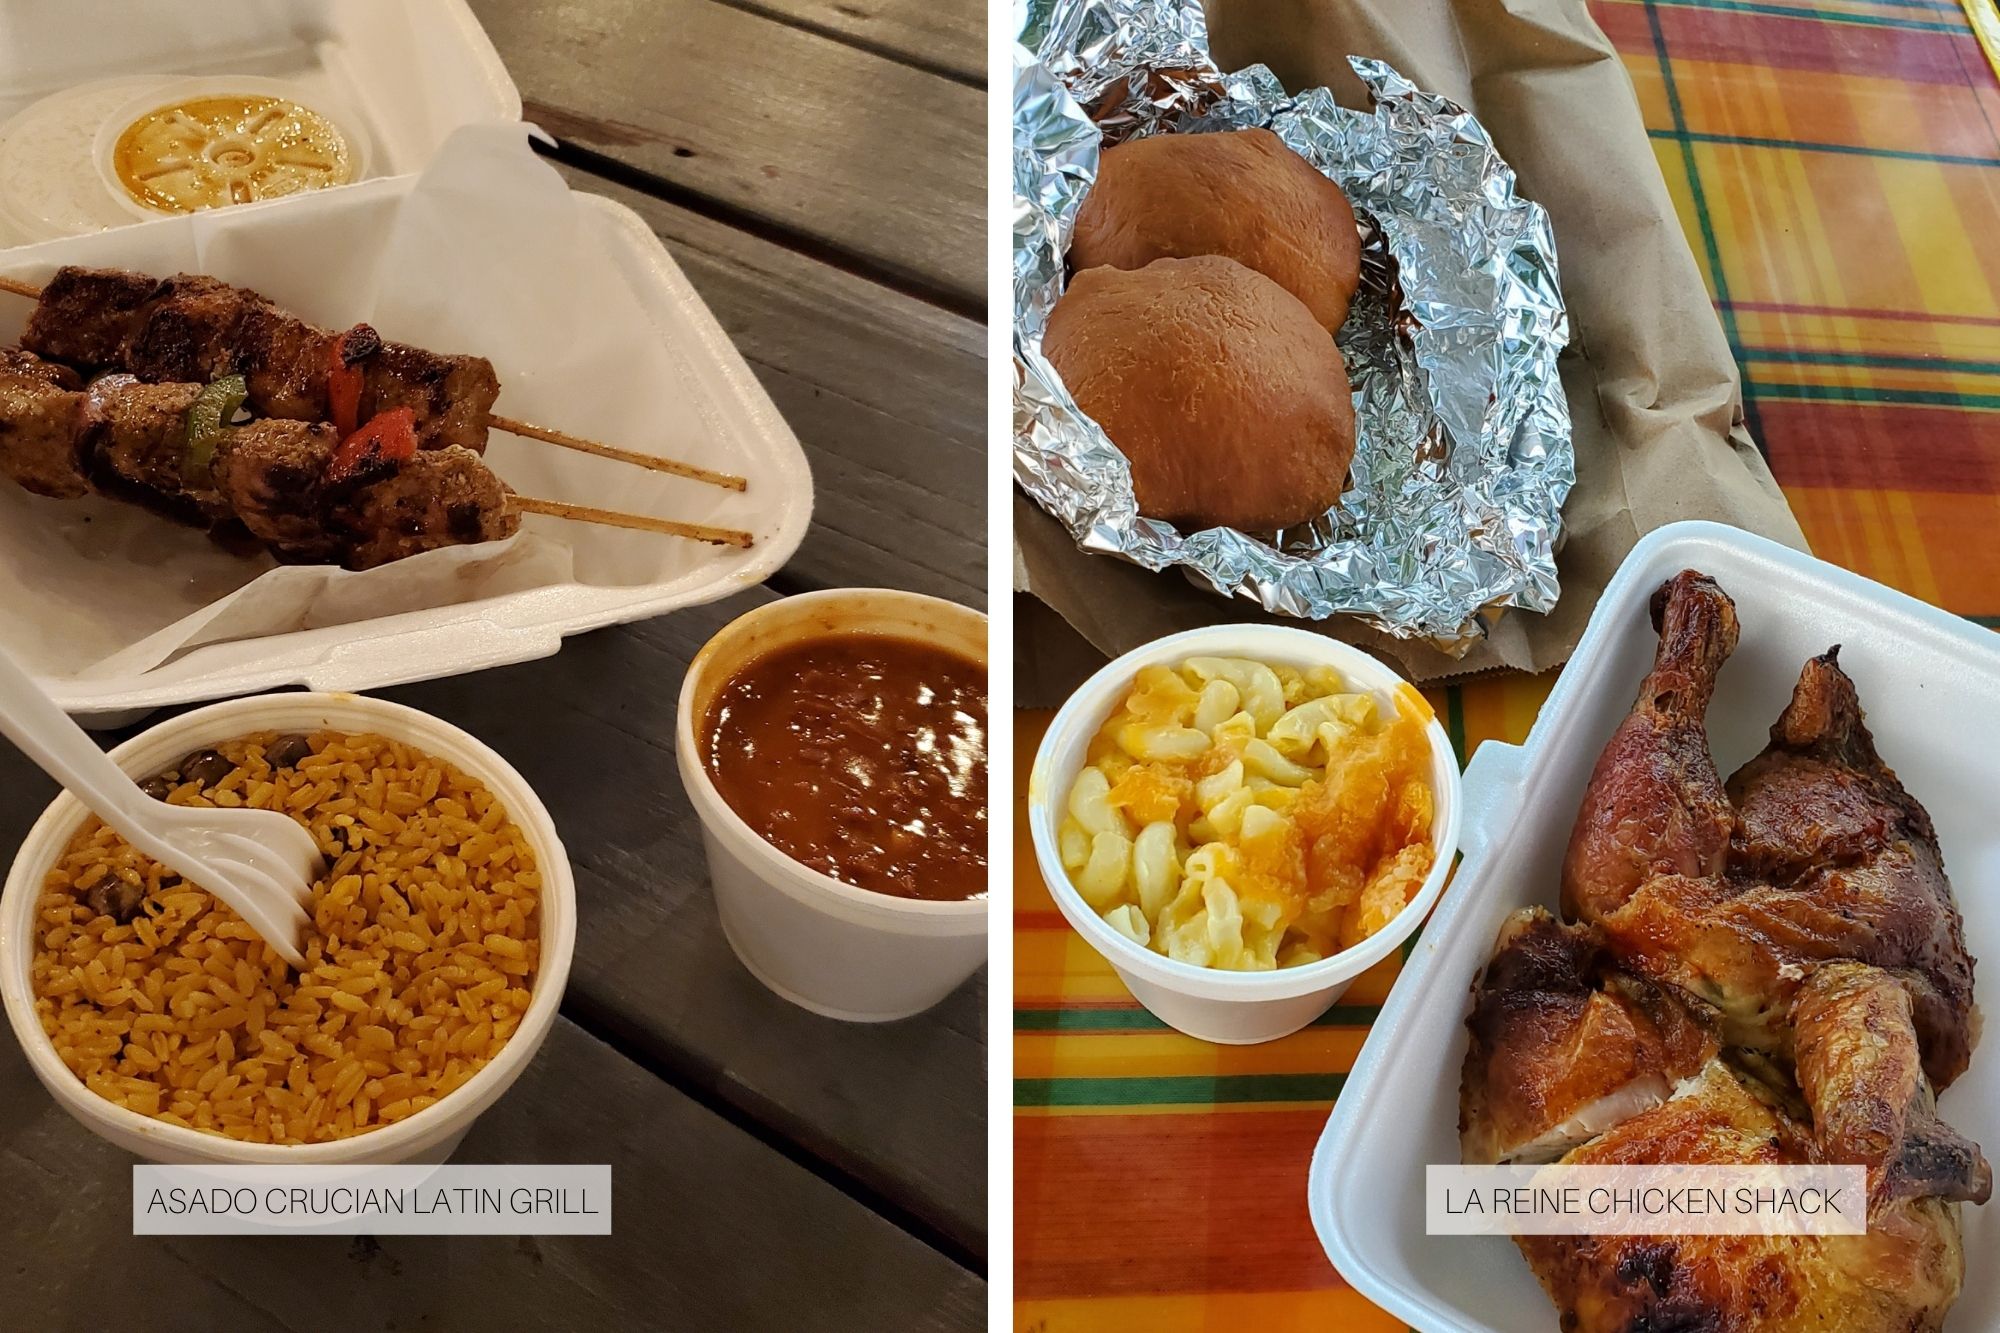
[1015,1,2000,1329]
[0,2,986,1329]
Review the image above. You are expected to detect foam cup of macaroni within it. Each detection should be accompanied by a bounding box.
[1029,626,1461,1044]
[677,589,988,1022]
[0,692,577,1167]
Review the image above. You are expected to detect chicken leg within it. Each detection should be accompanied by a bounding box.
[1793,962,1991,1206]
[1561,569,1738,923]
[1561,572,1985,1201]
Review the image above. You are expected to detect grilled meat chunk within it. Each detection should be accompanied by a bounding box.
[0,349,87,498]
[76,375,218,525]
[362,342,500,454]
[124,274,267,384]
[235,303,333,423]
[20,266,163,367]
[209,419,342,561]
[22,266,498,451]
[332,446,518,570]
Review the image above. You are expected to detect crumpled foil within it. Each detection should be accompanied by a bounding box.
[1013,0,1573,651]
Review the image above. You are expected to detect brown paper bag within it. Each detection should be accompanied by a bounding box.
[1016,0,1805,700]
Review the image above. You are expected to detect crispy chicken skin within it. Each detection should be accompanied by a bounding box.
[1466,570,1986,1332]
[1793,964,1990,1206]
[1517,1061,1965,1333]
[1571,616,1979,1095]
[1460,908,1717,1165]
[1726,649,1978,1087]
[1562,571,1739,924]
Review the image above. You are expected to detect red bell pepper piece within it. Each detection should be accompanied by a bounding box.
[326,323,381,438]
[326,407,418,486]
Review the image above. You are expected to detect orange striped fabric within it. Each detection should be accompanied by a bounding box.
[1014,2,2000,1326]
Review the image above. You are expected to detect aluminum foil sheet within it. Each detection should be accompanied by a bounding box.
[1013,0,1574,650]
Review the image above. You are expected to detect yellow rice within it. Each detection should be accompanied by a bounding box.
[30,730,540,1144]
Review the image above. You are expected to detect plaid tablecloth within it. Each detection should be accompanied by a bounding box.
[1014,2,2000,1327]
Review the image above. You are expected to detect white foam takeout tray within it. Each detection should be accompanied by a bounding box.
[1308,522,1999,1332]
[0,0,517,244]
[0,153,813,722]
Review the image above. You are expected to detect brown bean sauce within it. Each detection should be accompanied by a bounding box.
[701,633,987,901]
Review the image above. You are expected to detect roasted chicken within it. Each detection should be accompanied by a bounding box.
[1461,569,1988,1333]
[1515,1059,1965,1333]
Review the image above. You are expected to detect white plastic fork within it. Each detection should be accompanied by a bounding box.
[0,648,322,968]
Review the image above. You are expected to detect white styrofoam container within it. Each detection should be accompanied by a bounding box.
[0,0,517,244]
[1026,625,1461,1044]
[0,175,813,721]
[676,589,989,1022]
[0,691,576,1166]
[1308,522,1999,1333]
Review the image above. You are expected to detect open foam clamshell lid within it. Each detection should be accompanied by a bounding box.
[1308,522,2000,1330]
[0,0,518,244]
[0,124,811,721]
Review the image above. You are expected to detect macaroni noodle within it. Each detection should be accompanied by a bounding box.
[1058,656,1436,970]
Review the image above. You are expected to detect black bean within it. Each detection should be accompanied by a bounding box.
[85,879,145,924]
[139,775,174,801]
[178,748,234,788]
[265,734,313,769]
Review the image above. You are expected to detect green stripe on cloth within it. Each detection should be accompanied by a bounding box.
[1647,126,2000,169]
[1643,2,1767,452]
[1743,379,2000,409]
[1014,1005,1383,1032]
[1742,346,2000,375]
[1015,1072,1347,1107]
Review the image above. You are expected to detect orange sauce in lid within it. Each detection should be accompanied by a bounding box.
[113,95,354,214]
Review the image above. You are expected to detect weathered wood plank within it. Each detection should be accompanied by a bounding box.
[0,1018,984,1331]
[470,0,983,306]
[559,165,984,604]
[715,0,984,83]
[371,590,989,1257]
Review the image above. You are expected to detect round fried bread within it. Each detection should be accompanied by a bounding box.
[1045,255,1354,533]
[1071,127,1361,332]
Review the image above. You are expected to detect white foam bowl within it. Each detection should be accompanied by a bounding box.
[0,692,576,1167]
[1027,624,1462,1045]
[1309,522,2000,1332]
[677,590,988,1022]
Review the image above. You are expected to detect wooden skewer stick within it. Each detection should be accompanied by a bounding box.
[488,413,745,491]
[0,273,747,491]
[516,496,753,549]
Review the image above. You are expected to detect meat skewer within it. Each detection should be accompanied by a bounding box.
[0,269,747,492]
[0,349,751,568]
